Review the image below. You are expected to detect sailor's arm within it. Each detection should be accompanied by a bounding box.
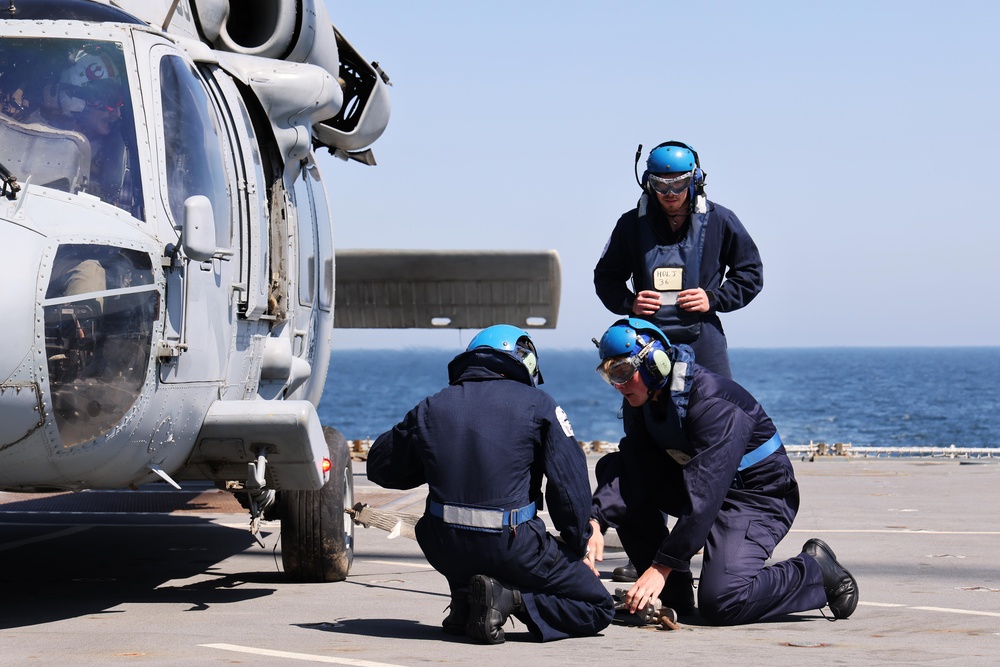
[712,207,763,313]
[540,402,594,558]
[366,406,427,490]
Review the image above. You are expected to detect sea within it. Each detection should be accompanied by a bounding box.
[317,347,1000,449]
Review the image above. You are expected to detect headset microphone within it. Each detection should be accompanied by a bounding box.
[634,143,643,188]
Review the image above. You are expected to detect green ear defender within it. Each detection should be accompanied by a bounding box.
[650,348,672,382]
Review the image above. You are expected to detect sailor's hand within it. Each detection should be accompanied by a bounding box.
[625,563,670,614]
[677,287,710,312]
[583,519,604,576]
[631,290,662,316]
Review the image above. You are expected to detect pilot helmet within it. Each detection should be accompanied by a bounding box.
[58,49,123,116]
[467,324,543,386]
[595,318,672,390]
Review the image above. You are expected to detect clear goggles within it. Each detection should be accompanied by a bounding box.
[596,354,642,386]
[647,171,693,196]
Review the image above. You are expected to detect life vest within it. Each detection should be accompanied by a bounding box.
[638,343,696,466]
[635,194,709,343]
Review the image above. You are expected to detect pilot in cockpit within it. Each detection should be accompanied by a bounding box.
[0,40,140,214]
[28,49,127,199]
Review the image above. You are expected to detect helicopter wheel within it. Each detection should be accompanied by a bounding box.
[279,425,354,582]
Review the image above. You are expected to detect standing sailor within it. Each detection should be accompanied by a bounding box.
[594,141,763,379]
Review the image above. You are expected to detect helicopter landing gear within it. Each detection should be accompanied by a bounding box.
[278,425,354,582]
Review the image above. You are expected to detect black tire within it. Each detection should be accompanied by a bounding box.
[279,426,354,582]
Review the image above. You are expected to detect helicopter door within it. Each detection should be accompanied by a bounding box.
[195,66,275,400]
[145,44,237,384]
[199,68,271,322]
[287,159,334,404]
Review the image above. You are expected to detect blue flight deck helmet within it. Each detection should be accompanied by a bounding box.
[595,318,672,391]
[468,324,543,385]
[640,141,705,201]
[647,143,697,174]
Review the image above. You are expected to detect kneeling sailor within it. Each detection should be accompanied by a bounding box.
[588,318,859,625]
[367,325,614,643]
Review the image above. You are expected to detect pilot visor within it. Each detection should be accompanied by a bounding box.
[648,172,693,196]
[80,79,124,113]
[597,354,641,386]
[86,98,123,113]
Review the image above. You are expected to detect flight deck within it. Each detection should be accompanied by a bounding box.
[1,454,998,666]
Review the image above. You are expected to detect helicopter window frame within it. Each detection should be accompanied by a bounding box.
[152,49,235,250]
[304,162,334,312]
[291,166,317,309]
[42,242,159,449]
[0,35,145,219]
[288,158,334,313]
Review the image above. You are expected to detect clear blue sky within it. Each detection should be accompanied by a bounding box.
[319,1,1000,350]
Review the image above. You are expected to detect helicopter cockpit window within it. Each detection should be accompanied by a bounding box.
[158,55,232,248]
[43,244,157,448]
[0,38,144,219]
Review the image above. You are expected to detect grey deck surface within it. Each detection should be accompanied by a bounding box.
[1,456,997,666]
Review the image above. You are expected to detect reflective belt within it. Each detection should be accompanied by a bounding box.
[427,500,536,531]
[738,433,782,471]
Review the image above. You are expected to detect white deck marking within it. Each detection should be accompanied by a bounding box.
[858,602,1000,617]
[789,529,1000,535]
[910,606,1000,618]
[202,643,407,666]
[360,559,431,569]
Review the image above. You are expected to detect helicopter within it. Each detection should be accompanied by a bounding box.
[0,0,560,583]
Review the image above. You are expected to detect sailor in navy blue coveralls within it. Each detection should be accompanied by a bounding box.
[367,342,614,642]
[594,143,763,379]
[590,330,858,624]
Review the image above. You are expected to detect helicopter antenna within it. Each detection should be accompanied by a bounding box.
[162,0,181,30]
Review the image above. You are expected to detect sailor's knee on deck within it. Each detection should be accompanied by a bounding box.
[696,579,747,626]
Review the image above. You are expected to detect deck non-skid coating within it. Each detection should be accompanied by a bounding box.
[1,457,998,666]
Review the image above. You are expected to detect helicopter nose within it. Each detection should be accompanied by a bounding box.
[0,221,47,448]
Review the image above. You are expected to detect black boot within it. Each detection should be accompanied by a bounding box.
[612,560,638,582]
[803,538,859,619]
[465,574,524,645]
[442,589,469,635]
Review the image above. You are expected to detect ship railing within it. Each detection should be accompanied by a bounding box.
[345,439,997,460]
[784,442,998,459]
[579,441,998,459]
